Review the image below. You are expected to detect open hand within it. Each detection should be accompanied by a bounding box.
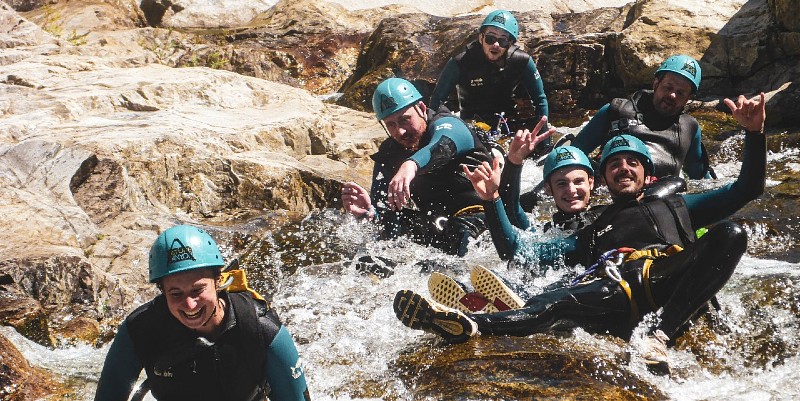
[387,160,418,210]
[507,116,556,165]
[464,157,503,201]
[341,182,373,218]
[724,92,766,133]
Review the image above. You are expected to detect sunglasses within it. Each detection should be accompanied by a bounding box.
[483,34,511,48]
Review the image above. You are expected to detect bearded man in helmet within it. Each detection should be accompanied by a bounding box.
[342,77,553,256]
[393,92,767,372]
[429,10,550,149]
[572,54,713,180]
[95,225,310,401]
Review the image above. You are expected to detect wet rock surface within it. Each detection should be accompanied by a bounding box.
[395,335,666,400]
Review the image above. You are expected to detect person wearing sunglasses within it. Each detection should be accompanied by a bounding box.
[429,10,550,150]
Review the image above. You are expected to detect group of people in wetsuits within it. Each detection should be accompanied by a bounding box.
[93,9,768,401]
[340,10,769,373]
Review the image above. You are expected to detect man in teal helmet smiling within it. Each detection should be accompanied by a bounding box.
[570,54,712,181]
[95,225,310,401]
[429,10,550,150]
[341,77,496,256]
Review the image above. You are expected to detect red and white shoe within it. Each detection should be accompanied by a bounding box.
[470,265,524,311]
[428,272,497,313]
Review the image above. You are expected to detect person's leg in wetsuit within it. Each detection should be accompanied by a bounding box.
[470,276,633,338]
[647,221,747,339]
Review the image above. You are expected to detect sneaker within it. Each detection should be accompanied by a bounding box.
[470,265,524,312]
[428,272,493,313]
[642,329,670,375]
[393,290,477,344]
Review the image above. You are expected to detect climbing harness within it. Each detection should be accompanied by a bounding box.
[572,245,684,326]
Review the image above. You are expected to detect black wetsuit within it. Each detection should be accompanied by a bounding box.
[369,105,493,255]
[473,132,766,339]
[429,41,548,126]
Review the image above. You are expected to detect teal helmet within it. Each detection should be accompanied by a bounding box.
[148,225,224,283]
[599,135,654,176]
[542,146,594,182]
[480,10,519,41]
[655,54,701,93]
[371,77,423,121]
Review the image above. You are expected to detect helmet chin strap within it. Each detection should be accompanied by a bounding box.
[200,297,225,328]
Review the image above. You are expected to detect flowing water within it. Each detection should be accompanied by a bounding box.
[10,126,800,400]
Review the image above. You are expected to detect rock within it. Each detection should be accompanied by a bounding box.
[20,0,145,40]
[0,329,66,400]
[139,0,275,28]
[769,0,800,32]
[394,335,667,400]
[0,287,54,347]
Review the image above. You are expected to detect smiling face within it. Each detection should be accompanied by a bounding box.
[652,72,693,116]
[381,102,427,150]
[545,166,594,214]
[602,152,650,200]
[479,26,511,63]
[162,267,223,336]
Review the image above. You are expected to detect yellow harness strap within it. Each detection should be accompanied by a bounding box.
[453,205,485,217]
[617,278,639,326]
[625,245,684,311]
[219,269,265,301]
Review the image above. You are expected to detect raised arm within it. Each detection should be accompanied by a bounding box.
[501,117,555,229]
[685,93,767,227]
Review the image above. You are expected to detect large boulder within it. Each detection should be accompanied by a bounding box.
[0,6,384,319]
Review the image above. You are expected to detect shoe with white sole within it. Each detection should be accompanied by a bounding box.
[393,290,477,344]
[470,265,525,312]
[428,272,495,313]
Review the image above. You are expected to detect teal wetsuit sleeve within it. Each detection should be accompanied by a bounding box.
[571,104,612,154]
[430,59,459,111]
[484,197,521,259]
[684,132,766,228]
[521,57,548,118]
[484,197,577,269]
[265,326,309,401]
[408,116,477,172]
[681,125,711,179]
[499,160,532,230]
[94,322,143,401]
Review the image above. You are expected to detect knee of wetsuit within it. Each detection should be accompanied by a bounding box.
[707,221,747,252]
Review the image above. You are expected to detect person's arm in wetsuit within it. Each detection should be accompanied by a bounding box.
[408,116,480,172]
[499,159,531,230]
[429,58,459,111]
[520,57,549,122]
[683,94,767,227]
[571,104,612,156]
[484,196,579,267]
[388,115,482,211]
[264,326,310,401]
[94,322,143,401]
[498,118,556,229]
[681,124,713,179]
[683,132,765,227]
